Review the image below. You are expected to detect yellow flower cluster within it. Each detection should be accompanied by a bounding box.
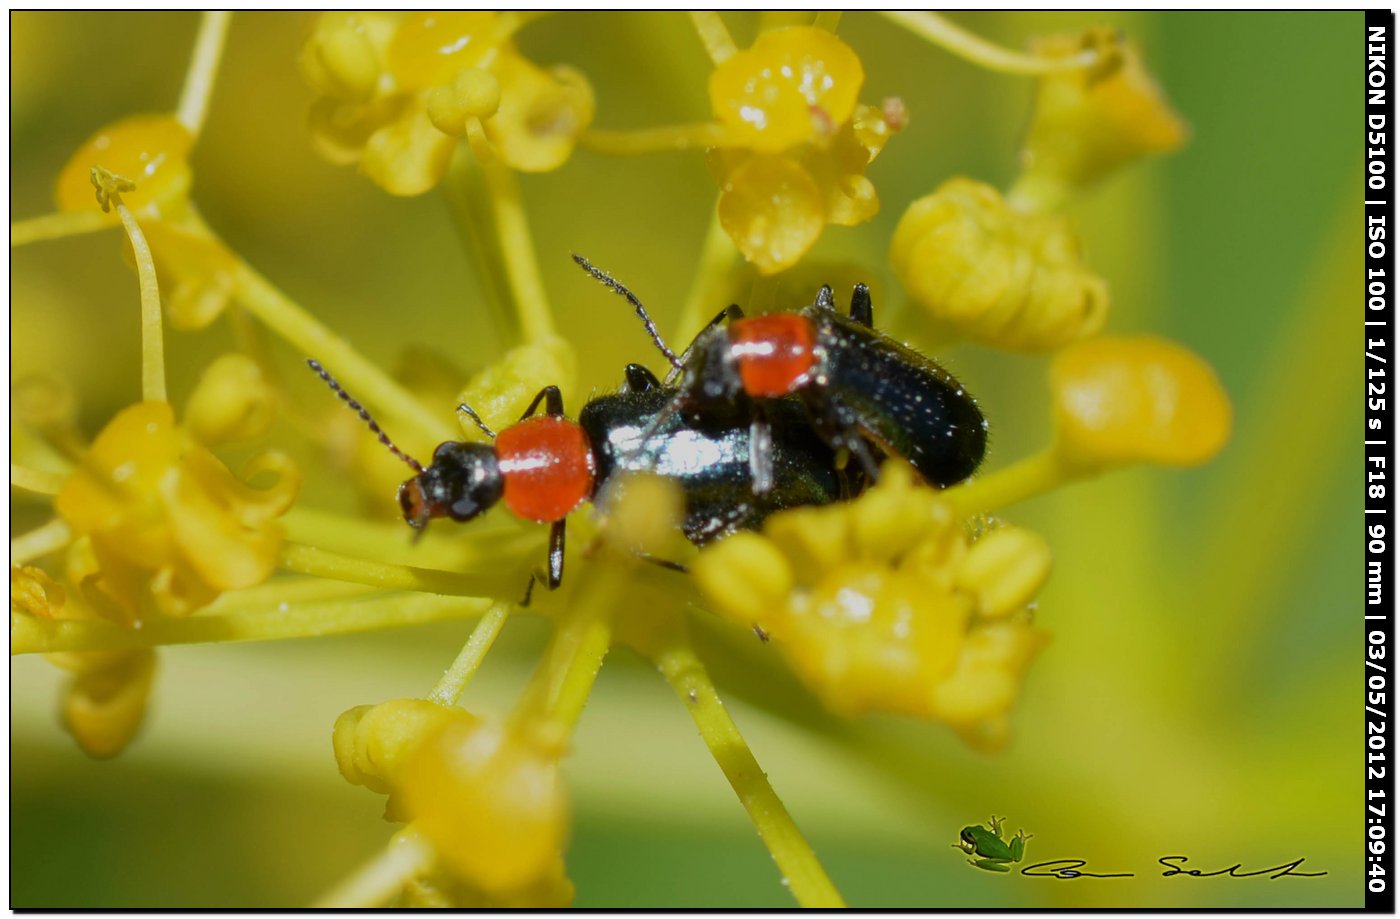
[302,12,594,194]
[19,364,290,760]
[708,26,903,274]
[54,402,298,622]
[11,561,158,757]
[693,464,1050,751]
[890,27,1186,353]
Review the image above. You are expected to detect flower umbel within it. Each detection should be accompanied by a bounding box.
[54,401,299,623]
[693,463,1050,751]
[707,26,902,274]
[302,12,594,194]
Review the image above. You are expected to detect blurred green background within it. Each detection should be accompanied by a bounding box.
[12,11,1361,907]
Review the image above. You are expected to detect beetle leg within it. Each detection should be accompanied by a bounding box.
[635,552,689,574]
[520,385,565,420]
[519,573,538,607]
[624,363,662,393]
[805,392,881,483]
[748,408,774,495]
[849,283,874,327]
[547,519,566,589]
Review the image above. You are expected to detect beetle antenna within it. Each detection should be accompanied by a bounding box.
[455,402,497,439]
[306,359,424,473]
[571,253,684,370]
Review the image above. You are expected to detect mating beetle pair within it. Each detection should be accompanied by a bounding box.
[572,256,987,495]
[311,258,987,588]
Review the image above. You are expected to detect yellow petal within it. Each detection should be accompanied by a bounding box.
[55,401,181,539]
[484,54,594,173]
[691,531,795,629]
[55,115,192,214]
[184,354,276,446]
[957,526,1052,619]
[387,12,498,93]
[717,154,825,275]
[709,26,864,153]
[62,648,157,758]
[361,106,458,196]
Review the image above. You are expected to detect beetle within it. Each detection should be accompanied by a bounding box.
[573,255,987,495]
[307,359,851,589]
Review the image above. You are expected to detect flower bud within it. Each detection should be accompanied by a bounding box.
[333,699,477,795]
[400,719,568,897]
[1019,27,1188,197]
[185,354,275,446]
[455,336,576,437]
[62,648,157,758]
[891,177,1108,351]
[1050,335,1232,470]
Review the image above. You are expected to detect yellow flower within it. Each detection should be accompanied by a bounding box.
[890,176,1109,351]
[1049,334,1232,471]
[57,647,158,759]
[708,26,863,153]
[400,718,570,900]
[55,114,240,329]
[331,700,573,906]
[55,113,193,216]
[11,564,66,619]
[303,12,594,195]
[693,464,1049,751]
[707,27,901,274]
[1018,26,1188,201]
[13,558,160,758]
[53,401,299,623]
